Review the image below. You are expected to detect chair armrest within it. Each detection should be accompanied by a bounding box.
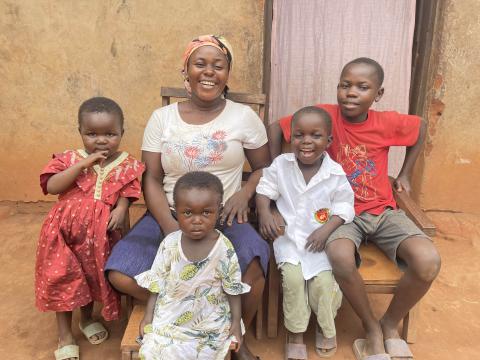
[392,185,436,237]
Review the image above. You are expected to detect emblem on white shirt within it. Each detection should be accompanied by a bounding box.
[314,208,330,224]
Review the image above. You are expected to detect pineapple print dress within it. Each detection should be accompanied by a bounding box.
[135,230,250,360]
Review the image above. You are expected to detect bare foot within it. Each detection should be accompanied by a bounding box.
[232,342,258,360]
[379,317,401,340]
[363,321,385,356]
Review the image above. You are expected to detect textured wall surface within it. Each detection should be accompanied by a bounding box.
[416,0,480,214]
[0,0,264,201]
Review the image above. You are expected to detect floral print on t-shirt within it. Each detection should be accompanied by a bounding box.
[165,130,228,171]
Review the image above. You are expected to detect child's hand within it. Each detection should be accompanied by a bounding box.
[80,151,109,169]
[305,227,329,252]
[228,320,243,352]
[393,174,411,194]
[139,316,152,338]
[107,206,127,232]
[258,210,284,241]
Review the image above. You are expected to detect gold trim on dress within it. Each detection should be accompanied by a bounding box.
[77,150,129,200]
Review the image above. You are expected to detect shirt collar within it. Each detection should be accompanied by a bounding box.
[284,152,346,176]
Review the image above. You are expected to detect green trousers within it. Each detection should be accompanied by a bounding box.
[280,263,342,338]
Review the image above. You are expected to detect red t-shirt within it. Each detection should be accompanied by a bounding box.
[279,104,421,215]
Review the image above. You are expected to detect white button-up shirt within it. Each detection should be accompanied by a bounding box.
[257,152,354,279]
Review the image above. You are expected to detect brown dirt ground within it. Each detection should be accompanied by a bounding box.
[1,202,479,359]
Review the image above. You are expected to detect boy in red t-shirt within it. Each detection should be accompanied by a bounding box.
[268,58,441,360]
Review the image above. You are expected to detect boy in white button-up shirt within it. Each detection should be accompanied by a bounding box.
[256,106,354,359]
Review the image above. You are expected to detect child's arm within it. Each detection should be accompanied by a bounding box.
[267,121,284,159]
[46,151,108,194]
[394,117,427,194]
[256,194,284,241]
[139,292,158,338]
[305,215,345,252]
[227,294,242,352]
[107,197,130,232]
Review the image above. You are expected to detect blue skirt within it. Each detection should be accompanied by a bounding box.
[105,212,270,277]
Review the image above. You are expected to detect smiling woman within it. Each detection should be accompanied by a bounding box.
[105,35,270,360]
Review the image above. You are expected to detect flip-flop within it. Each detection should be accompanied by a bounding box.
[78,322,108,345]
[54,344,79,360]
[384,338,414,359]
[353,339,391,360]
[315,326,337,358]
[285,342,308,360]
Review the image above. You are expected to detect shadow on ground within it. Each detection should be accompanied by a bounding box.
[1,203,479,359]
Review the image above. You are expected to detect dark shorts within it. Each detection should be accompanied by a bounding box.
[326,208,431,269]
[105,211,270,278]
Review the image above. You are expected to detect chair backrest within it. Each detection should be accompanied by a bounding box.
[160,87,267,177]
[161,87,266,124]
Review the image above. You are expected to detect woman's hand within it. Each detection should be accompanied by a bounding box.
[221,188,250,226]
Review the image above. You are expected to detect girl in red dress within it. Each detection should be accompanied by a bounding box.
[35,97,144,360]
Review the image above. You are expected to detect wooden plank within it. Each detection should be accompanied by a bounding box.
[227,92,266,105]
[160,87,266,105]
[121,305,144,353]
[393,187,436,237]
[409,0,446,117]
[364,285,396,294]
[267,241,280,338]
[358,243,402,283]
[161,87,188,98]
[262,0,273,124]
[402,303,419,344]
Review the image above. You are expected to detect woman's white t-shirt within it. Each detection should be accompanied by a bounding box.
[142,99,268,206]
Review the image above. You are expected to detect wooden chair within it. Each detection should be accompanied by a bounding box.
[265,143,436,343]
[121,305,236,360]
[122,87,268,339]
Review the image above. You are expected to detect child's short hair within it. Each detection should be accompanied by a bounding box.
[173,171,224,204]
[78,97,124,128]
[291,106,332,134]
[342,57,384,86]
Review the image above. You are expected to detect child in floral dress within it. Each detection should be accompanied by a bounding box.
[136,171,250,360]
[35,97,144,360]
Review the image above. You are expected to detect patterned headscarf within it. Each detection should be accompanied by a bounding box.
[182,35,234,72]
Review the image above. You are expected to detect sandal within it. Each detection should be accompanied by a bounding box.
[384,338,413,359]
[78,322,108,345]
[54,344,79,360]
[353,339,391,360]
[285,341,307,360]
[315,326,337,358]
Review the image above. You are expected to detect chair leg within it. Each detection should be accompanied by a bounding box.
[126,295,134,318]
[267,244,280,338]
[402,302,419,344]
[121,350,132,360]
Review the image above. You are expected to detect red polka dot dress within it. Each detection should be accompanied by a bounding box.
[35,150,144,321]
